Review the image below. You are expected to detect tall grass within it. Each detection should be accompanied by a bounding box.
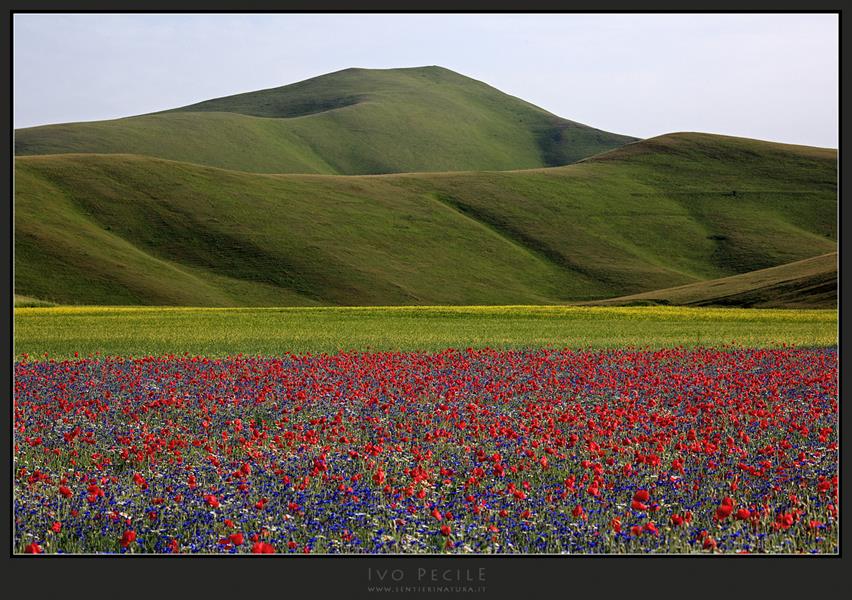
[14,305,837,359]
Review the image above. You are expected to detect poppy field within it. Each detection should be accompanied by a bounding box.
[13,346,838,554]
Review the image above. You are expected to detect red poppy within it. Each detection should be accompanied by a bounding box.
[373,469,386,485]
[440,525,452,536]
[252,542,276,554]
[735,508,751,521]
[24,543,43,554]
[633,489,650,502]
[775,513,794,529]
[630,525,643,537]
[120,530,137,548]
[51,521,62,533]
[644,522,659,535]
[611,518,622,533]
[229,533,244,546]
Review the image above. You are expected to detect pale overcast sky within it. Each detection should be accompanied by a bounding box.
[13,13,839,148]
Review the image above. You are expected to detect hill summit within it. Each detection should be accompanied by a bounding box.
[15,66,636,174]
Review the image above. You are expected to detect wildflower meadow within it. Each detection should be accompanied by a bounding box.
[13,347,838,554]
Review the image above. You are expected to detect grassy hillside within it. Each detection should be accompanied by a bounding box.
[13,295,56,308]
[14,133,836,307]
[14,66,636,175]
[587,252,837,308]
[13,306,837,359]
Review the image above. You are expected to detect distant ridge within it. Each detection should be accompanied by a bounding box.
[15,66,637,174]
[584,252,837,309]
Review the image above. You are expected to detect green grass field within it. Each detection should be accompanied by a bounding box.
[14,133,836,308]
[15,66,634,175]
[13,305,837,359]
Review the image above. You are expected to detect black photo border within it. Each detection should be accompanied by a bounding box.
[1,3,847,598]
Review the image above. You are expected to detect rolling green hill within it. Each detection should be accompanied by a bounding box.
[14,133,836,307]
[14,66,636,175]
[586,252,837,308]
